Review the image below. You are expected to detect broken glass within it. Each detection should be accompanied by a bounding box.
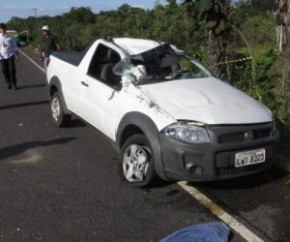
[113,44,213,85]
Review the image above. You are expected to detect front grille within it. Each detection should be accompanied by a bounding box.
[219,132,244,144]
[218,128,271,144]
[184,154,204,164]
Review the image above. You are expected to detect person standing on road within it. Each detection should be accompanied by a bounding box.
[39,25,60,70]
[0,23,19,90]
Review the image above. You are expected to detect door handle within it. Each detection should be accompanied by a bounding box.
[81,81,89,87]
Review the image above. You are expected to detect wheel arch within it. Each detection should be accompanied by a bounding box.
[48,76,70,114]
[48,76,61,99]
[116,112,168,180]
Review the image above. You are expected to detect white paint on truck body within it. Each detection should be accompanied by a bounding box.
[46,37,274,142]
[139,77,273,125]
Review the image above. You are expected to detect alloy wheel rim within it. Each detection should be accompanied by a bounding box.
[51,98,60,121]
[123,144,150,182]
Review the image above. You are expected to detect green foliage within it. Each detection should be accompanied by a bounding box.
[62,7,96,25]
[195,0,212,13]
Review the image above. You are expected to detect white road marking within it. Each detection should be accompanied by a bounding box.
[19,49,45,73]
[178,181,264,242]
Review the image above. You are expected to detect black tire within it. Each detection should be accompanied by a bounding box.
[50,92,71,127]
[118,134,157,187]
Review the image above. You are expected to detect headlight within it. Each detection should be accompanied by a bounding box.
[162,124,210,144]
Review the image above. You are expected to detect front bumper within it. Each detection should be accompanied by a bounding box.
[159,122,279,182]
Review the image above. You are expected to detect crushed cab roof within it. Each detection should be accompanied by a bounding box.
[113,38,163,55]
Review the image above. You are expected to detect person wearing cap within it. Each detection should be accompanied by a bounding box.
[0,23,19,90]
[39,25,60,70]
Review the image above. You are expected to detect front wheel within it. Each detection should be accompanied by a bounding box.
[50,92,71,127]
[118,134,157,187]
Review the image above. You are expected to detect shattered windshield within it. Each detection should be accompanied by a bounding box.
[113,44,213,85]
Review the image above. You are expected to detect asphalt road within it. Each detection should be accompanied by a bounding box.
[0,48,289,242]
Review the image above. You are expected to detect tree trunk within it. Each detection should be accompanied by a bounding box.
[208,30,229,82]
[275,0,290,118]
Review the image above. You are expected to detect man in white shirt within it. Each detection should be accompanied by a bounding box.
[0,23,19,90]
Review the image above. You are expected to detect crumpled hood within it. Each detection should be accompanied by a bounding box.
[139,77,273,124]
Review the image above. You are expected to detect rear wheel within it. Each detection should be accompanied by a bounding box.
[119,134,157,187]
[51,92,71,127]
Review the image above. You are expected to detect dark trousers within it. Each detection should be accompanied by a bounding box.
[1,55,17,86]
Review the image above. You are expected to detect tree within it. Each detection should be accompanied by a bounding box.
[274,0,290,52]
[183,0,233,81]
[274,0,290,123]
[63,7,96,25]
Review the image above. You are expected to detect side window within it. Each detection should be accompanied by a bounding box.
[87,44,121,88]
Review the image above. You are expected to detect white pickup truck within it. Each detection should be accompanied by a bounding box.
[46,37,279,187]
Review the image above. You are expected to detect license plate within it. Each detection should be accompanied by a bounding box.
[235,148,265,168]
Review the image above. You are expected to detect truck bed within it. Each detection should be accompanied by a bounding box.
[51,51,85,66]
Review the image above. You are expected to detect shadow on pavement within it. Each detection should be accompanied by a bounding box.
[65,118,87,128]
[0,100,49,110]
[0,137,77,161]
[19,84,47,89]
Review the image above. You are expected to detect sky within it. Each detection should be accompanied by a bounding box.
[0,0,168,23]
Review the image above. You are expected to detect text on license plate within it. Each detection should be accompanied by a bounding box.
[235,148,266,168]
